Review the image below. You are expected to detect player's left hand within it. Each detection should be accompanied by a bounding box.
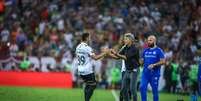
[110,49,117,55]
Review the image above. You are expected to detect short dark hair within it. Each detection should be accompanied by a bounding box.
[82,33,89,41]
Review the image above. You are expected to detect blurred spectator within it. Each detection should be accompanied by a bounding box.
[179,62,190,94]
[98,71,109,89]
[189,62,199,101]
[110,66,121,89]
[19,57,31,71]
[164,61,172,93]
[1,27,10,42]
[170,59,179,93]
[9,39,19,56]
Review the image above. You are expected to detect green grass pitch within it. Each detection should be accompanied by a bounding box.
[0,86,198,101]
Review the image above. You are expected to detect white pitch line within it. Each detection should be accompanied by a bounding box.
[111,90,119,101]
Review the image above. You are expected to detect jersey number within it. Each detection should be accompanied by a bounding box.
[78,55,85,65]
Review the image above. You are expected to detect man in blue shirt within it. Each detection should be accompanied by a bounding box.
[140,35,165,101]
[195,42,201,97]
[199,58,201,96]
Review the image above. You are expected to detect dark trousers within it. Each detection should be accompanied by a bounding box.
[181,77,188,92]
[164,79,171,93]
[171,80,177,93]
[80,73,96,101]
[120,72,125,101]
[121,69,138,101]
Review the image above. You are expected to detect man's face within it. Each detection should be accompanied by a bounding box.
[86,35,90,44]
[147,37,155,47]
[124,37,131,45]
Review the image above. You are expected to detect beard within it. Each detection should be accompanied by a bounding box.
[148,43,155,48]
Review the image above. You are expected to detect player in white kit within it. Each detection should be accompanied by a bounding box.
[75,33,109,101]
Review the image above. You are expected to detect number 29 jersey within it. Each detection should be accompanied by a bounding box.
[75,42,94,75]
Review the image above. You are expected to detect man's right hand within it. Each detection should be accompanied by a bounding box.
[105,48,119,59]
[110,49,117,55]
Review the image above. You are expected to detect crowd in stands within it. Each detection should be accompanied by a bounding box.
[0,0,201,93]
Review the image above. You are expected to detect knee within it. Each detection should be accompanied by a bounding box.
[130,88,137,95]
[140,87,145,93]
[122,87,128,94]
[140,84,146,91]
[131,91,137,96]
[122,87,128,92]
[91,84,96,90]
[152,90,158,96]
[86,83,96,90]
[122,83,128,90]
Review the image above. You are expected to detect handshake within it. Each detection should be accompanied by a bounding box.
[102,48,117,54]
[101,48,122,59]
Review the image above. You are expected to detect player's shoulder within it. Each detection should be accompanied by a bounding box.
[77,43,87,48]
[76,42,92,52]
[143,47,163,52]
[131,44,139,50]
[143,48,149,52]
[156,47,164,52]
[76,43,81,50]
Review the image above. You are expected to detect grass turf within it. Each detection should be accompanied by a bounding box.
[0,86,196,101]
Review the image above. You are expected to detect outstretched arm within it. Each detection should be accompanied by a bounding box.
[110,49,127,60]
[91,49,110,60]
[107,52,120,59]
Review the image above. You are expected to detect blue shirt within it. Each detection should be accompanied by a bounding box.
[142,47,165,77]
[198,57,201,81]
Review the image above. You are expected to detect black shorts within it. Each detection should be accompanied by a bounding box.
[80,73,96,85]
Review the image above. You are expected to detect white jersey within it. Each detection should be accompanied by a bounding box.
[75,42,94,75]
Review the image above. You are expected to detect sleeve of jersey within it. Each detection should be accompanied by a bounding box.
[87,46,94,56]
[158,48,165,59]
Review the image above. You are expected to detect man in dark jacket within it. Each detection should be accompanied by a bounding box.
[111,33,140,101]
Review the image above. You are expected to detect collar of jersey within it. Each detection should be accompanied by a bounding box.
[81,42,88,46]
[149,46,157,50]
